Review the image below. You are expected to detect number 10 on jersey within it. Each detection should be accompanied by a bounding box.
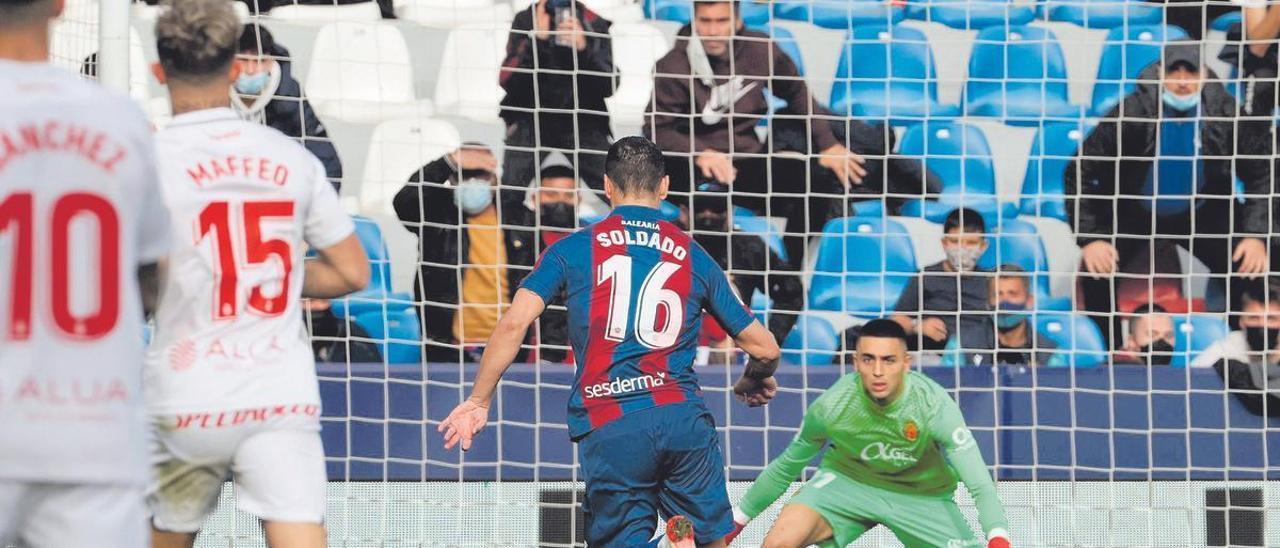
[597,255,683,350]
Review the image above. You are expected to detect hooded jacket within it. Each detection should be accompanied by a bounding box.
[646,25,838,155]
[1066,63,1272,245]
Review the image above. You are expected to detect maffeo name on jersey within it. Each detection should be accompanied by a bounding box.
[0,121,128,173]
[185,155,290,187]
[595,221,688,261]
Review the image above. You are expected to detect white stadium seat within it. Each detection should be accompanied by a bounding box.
[398,0,515,29]
[433,22,509,123]
[305,21,434,123]
[605,21,670,137]
[358,117,462,217]
[266,1,383,23]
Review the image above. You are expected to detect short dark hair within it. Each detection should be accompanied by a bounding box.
[155,0,242,84]
[605,136,666,196]
[238,23,276,55]
[858,319,909,347]
[994,263,1031,292]
[692,0,740,16]
[943,207,986,234]
[540,165,576,182]
[0,0,52,29]
[1129,303,1169,335]
[1240,277,1280,308]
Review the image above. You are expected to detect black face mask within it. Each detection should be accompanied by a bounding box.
[694,213,727,233]
[1139,339,1175,366]
[1245,326,1280,353]
[540,202,576,229]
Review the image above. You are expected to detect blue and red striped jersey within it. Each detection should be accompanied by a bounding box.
[520,205,755,439]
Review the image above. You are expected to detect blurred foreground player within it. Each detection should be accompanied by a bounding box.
[726,319,1011,548]
[0,0,169,546]
[439,136,782,547]
[145,1,369,546]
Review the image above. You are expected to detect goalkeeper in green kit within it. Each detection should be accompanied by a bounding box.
[725,319,1012,548]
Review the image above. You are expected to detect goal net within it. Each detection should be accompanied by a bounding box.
[84,0,1280,545]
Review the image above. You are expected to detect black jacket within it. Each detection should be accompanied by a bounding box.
[695,232,802,345]
[392,157,536,347]
[253,43,344,188]
[836,119,943,215]
[499,1,615,144]
[1066,63,1272,245]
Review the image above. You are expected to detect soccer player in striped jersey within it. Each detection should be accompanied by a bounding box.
[439,136,782,547]
[725,319,1012,548]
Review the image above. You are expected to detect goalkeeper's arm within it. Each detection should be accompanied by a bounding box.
[727,404,829,540]
[931,400,1011,546]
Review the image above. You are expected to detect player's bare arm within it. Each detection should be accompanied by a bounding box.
[439,288,546,451]
[301,233,370,298]
[732,322,780,407]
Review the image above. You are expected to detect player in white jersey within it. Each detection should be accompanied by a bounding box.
[144,1,370,547]
[0,0,170,546]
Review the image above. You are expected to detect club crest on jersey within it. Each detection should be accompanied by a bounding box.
[903,420,918,442]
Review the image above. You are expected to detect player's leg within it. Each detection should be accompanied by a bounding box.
[577,412,663,546]
[148,428,232,548]
[762,470,877,548]
[881,490,981,548]
[653,404,735,547]
[20,483,148,548]
[232,426,328,548]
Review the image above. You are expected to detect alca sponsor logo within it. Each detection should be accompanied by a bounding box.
[859,442,918,466]
[701,76,758,125]
[584,372,667,398]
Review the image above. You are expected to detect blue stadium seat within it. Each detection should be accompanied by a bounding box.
[964,26,1080,124]
[897,198,1018,228]
[1091,25,1188,116]
[782,315,840,366]
[331,216,415,319]
[732,206,788,262]
[1034,312,1107,367]
[898,120,996,197]
[1211,11,1242,32]
[1170,314,1230,368]
[830,25,960,120]
[906,0,1035,29]
[353,308,422,365]
[809,216,917,316]
[773,0,905,29]
[645,0,773,24]
[1019,121,1095,221]
[977,219,1070,311]
[1039,0,1162,28]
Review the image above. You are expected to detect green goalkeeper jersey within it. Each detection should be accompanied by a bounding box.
[738,370,1010,536]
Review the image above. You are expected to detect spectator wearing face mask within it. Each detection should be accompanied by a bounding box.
[522,152,585,363]
[985,266,1063,367]
[232,23,343,190]
[891,208,994,362]
[1114,304,1177,366]
[1192,279,1280,416]
[1067,42,1272,346]
[393,144,537,362]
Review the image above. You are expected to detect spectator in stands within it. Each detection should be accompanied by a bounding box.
[233,23,343,190]
[1068,42,1271,346]
[1115,304,1177,365]
[392,144,536,362]
[1194,279,1280,415]
[524,153,582,363]
[891,208,994,365]
[500,0,615,197]
[645,0,866,264]
[838,119,943,216]
[987,266,1062,367]
[690,182,802,347]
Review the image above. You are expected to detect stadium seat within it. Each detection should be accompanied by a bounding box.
[398,0,515,28]
[1019,121,1095,221]
[809,216,918,316]
[977,219,1071,311]
[896,120,1018,226]
[306,22,433,124]
[782,315,840,366]
[434,22,510,123]
[606,22,671,136]
[1090,25,1188,116]
[906,0,1035,29]
[330,217,416,319]
[1034,312,1107,367]
[645,0,773,24]
[963,26,1080,124]
[1039,0,1163,28]
[1170,314,1230,367]
[773,0,906,29]
[1210,10,1243,32]
[353,308,423,364]
[732,207,789,262]
[830,24,961,120]
[267,1,384,22]
[359,117,462,217]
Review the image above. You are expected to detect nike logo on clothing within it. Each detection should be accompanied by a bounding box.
[701,76,759,125]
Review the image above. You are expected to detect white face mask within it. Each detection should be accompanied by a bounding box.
[945,246,982,272]
[454,179,494,215]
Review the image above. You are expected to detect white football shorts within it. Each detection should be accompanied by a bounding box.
[0,481,146,548]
